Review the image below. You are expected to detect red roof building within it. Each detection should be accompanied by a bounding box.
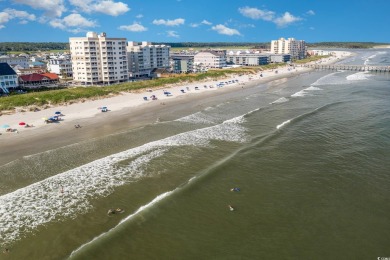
[19,73,60,87]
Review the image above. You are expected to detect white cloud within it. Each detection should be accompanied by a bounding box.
[190,19,212,28]
[239,6,302,28]
[0,8,35,28]
[69,0,129,16]
[211,24,241,36]
[307,10,315,16]
[4,8,36,21]
[64,13,96,27]
[13,0,66,17]
[0,12,11,24]
[0,25,5,29]
[238,6,275,21]
[167,30,179,38]
[136,14,143,19]
[49,13,96,31]
[201,20,212,25]
[119,22,147,32]
[273,12,302,27]
[93,1,129,16]
[152,18,185,26]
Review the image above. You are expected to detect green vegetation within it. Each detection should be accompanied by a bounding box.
[157,42,269,50]
[0,42,69,53]
[294,55,331,64]
[307,42,388,49]
[1,41,388,54]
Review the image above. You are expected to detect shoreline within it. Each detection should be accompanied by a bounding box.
[0,52,351,165]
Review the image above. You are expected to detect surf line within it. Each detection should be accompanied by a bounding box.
[69,189,175,258]
[69,114,252,258]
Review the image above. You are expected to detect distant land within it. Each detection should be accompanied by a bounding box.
[0,42,389,53]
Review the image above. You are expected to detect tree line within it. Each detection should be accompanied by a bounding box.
[0,41,387,53]
[0,42,69,52]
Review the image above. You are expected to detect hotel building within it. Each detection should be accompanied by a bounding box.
[270,37,307,60]
[127,42,170,78]
[69,32,128,85]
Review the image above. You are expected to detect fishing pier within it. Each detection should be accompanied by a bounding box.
[301,64,390,73]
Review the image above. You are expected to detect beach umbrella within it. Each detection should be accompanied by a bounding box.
[19,122,26,126]
[1,124,10,128]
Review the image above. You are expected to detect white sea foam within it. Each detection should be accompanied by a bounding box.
[311,72,346,86]
[276,119,291,129]
[291,90,307,97]
[346,72,372,81]
[270,97,289,104]
[0,117,248,246]
[175,112,217,124]
[305,86,322,91]
[70,190,174,258]
[291,86,322,98]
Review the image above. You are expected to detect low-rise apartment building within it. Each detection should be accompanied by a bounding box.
[194,51,226,70]
[0,55,29,69]
[226,53,269,66]
[170,54,194,73]
[269,54,291,63]
[48,57,73,78]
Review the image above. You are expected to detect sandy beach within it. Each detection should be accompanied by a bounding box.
[0,51,351,165]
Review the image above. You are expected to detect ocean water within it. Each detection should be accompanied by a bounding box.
[1,49,390,259]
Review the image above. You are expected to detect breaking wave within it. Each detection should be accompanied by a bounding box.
[270,97,289,104]
[346,72,372,81]
[0,116,248,246]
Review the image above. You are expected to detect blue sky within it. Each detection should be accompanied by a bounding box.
[0,0,389,43]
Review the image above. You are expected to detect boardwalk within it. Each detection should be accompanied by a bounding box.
[302,64,390,72]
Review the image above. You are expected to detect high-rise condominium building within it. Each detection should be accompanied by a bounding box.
[127,42,170,78]
[69,32,128,85]
[270,37,307,60]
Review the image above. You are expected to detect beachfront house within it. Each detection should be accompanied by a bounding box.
[0,62,19,94]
